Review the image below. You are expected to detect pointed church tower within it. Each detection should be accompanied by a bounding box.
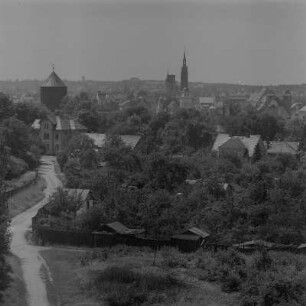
[180,51,189,91]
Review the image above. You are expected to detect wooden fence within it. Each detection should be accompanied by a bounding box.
[32,223,174,250]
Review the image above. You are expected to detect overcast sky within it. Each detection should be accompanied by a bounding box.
[0,0,306,85]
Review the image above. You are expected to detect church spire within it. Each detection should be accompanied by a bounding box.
[181,50,189,91]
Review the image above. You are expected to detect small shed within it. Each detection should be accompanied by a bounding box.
[171,227,210,252]
[297,243,306,254]
[232,240,274,252]
[100,221,145,236]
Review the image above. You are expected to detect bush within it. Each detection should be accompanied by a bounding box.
[91,266,180,306]
[240,271,306,306]
[161,247,188,268]
[196,249,247,292]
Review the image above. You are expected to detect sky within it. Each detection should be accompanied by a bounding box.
[0,0,306,85]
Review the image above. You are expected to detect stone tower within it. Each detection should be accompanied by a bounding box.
[40,68,67,111]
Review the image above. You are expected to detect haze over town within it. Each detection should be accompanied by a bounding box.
[1,0,306,84]
[3,1,306,306]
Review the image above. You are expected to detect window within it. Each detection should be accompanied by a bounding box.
[55,144,59,152]
[46,144,50,151]
[44,122,48,129]
[43,133,49,140]
[55,133,59,140]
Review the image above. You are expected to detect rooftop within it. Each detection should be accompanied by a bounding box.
[212,133,262,157]
[86,133,141,149]
[42,71,66,88]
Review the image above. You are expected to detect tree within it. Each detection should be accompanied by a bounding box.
[145,154,187,190]
[14,101,48,125]
[101,134,141,172]
[0,140,11,301]
[64,134,98,170]
[0,95,13,121]
[77,109,100,132]
[46,188,85,220]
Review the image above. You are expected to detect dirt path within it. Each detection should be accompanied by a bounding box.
[10,156,62,306]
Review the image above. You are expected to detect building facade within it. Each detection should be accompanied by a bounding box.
[32,115,87,155]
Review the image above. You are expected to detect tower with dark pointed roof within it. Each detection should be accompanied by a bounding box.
[40,68,67,111]
[180,52,189,92]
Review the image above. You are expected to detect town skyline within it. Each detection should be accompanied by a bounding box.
[1,0,306,85]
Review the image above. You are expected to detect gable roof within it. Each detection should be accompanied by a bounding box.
[186,227,210,238]
[248,88,267,104]
[199,97,215,105]
[267,141,299,155]
[212,133,262,157]
[42,71,66,87]
[173,227,210,240]
[32,116,87,131]
[104,221,145,235]
[86,133,141,149]
[299,105,306,112]
[219,137,246,151]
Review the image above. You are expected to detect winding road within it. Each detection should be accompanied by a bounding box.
[10,156,61,306]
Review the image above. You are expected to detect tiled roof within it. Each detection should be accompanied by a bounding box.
[199,97,215,104]
[267,141,299,155]
[212,133,261,157]
[31,116,86,131]
[42,71,66,87]
[299,106,306,112]
[86,133,141,149]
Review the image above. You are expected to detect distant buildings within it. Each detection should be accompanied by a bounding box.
[86,133,141,150]
[40,69,67,111]
[165,73,177,94]
[32,114,86,155]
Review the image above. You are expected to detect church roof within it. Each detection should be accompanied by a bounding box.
[42,71,66,88]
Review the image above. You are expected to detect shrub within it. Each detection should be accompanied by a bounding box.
[161,247,188,268]
[240,272,306,306]
[91,266,180,306]
[196,249,247,292]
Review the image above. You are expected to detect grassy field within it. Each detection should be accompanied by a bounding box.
[8,175,46,218]
[40,246,237,306]
[40,248,100,306]
[1,254,28,306]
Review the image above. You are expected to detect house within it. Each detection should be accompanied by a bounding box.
[212,133,266,161]
[248,88,271,108]
[298,105,306,121]
[100,221,145,236]
[196,97,216,111]
[86,133,141,150]
[62,188,94,216]
[266,141,299,156]
[171,227,210,252]
[32,114,87,155]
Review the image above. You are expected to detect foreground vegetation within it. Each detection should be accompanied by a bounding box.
[8,175,46,218]
[40,245,306,306]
